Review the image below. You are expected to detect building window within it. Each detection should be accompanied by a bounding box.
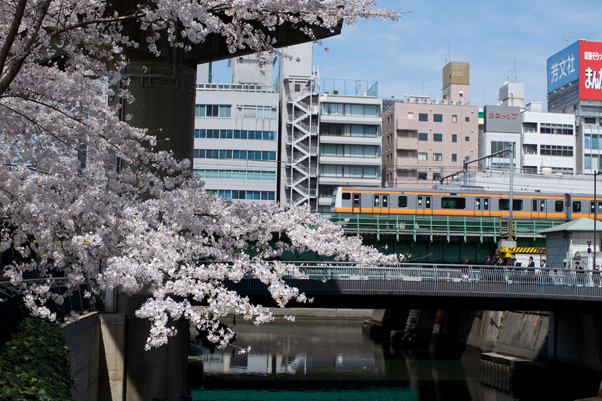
[585,117,596,124]
[539,123,574,135]
[452,154,457,162]
[320,103,378,117]
[194,149,276,161]
[194,169,276,180]
[408,112,414,119]
[418,172,428,180]
[452,115,457,123]
[318,165,378,178]
[419,132,428,141]
[419,113,428,122]
[465,136,470,141]
[418,152,428,161]
[433,133,442,142]
[433,153,442,161]
[320,144,377,158]
[195,104,232,118]
[434,114,443,122]
[433,173,441,181]
[452,134,457,142]
[195,129,276,140]
[540,145,573,156]
[321,124,378,137]
[207,190,275,201]
[236,105,278,119]
[465,117,470,122]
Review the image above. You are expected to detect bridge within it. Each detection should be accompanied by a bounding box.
[226,262,602,311]
[328,213,566,241]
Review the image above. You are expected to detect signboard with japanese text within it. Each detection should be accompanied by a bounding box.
[579,41,602,101]
[484,105,521,133]
[547,41,579,94]
[547,40,602,100]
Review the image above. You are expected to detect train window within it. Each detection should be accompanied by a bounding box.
[398,196,408,208]
[441,197,466,209]
[426,197,431,208]
[590,202,602,214]
[555,200,564,212]
[382,196,388,207]
[540,200,546,212]
[342,193,351,200]
[475,198,481,210]
[484,198,489,210]
[573,201,582,213]
[418,196,423,207]
[374,196,380,207]
[532,200,537,212]
[353,194,360,207]
[499,199,523,211]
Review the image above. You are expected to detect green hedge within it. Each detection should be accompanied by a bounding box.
[0,317,74,400]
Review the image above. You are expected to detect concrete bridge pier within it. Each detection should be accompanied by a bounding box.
[549,310,602,398]
[116,291,190,401]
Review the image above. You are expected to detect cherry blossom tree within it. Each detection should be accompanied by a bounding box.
[0,0,401,350]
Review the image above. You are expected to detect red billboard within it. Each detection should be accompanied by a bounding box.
[579,41,602,101]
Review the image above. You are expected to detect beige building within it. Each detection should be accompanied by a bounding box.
[382,62,479,188]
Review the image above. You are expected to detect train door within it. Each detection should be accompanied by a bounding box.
[382,194,390,214]
[416,195,432,215]
[531,199,544,219]
[538,199,547,219]
[590,201,602,219]
[372,194,390,214]
[352,193,361,213]
[474,197,490,217]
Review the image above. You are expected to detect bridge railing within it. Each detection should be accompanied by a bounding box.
[328,213,567,241]
[233,262,602,301]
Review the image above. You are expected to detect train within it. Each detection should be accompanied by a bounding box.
[330,185,601,220]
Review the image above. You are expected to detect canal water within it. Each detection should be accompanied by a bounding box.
[188,316,529,401]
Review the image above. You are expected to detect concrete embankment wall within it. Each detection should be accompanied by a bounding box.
[62,312,127,401]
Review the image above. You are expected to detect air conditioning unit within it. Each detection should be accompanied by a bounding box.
[458,101,463,106]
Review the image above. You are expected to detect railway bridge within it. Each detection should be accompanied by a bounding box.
[322,213,561,263]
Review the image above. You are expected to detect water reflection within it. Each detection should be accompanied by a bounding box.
[190,317,517,401]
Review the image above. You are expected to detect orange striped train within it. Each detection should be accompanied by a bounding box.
[330,185,601,220]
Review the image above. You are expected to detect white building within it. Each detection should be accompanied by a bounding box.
[194,56,279,204]
[317,93,382,213]
[520,102,576,175]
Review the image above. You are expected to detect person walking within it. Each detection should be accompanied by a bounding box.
[528,256,535,268]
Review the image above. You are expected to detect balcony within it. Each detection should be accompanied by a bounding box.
[396,136,418,150]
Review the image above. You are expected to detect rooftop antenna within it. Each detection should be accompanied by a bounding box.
[563,36,572,47]
[444,39,451,65]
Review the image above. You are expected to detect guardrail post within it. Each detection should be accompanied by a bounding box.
[480,217,483,243]
[413,215,417,242]
[464,216,467,243]
[447,216,450,243]
[356,213,360,238]
[396,215,399,242]
[376,214,380,241]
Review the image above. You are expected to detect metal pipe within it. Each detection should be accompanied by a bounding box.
[509,143,514,240]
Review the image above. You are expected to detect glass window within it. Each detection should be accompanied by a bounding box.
[433,133,442,142]
[452,134,457,142]
[441,197,466,209]
[194,129,205,138]
[419,132,428,141]
[540,200,546,212]
[585,155,592,170]
[382,196,388,207]
[418,172,427,180]
[452,154,457,162]
[573,201,582,213]
[398,196,407,207]
[426,197,431,208]
[364,105,378,117]
[195,105,206,117]
[418,153,428,161]
[475,198,481,210]
[594,136,599,150]
[499,199,509,211]
[555,200,564,212]
[484,198,489,210]
[433,153,442,161]
[585,135,591,149]
[419,113,428,122]
[434,114,443,122]
[452,115,457,123]
[465,136,470,141]
[513,200,523,211]
[374,196,380,207]
[465,117,470,122]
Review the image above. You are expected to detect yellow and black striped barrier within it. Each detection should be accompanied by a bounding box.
[500,247,546,258]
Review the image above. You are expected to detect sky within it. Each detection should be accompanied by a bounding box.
[209,0,602,110]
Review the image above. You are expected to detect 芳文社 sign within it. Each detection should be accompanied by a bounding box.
[548,40,602,101]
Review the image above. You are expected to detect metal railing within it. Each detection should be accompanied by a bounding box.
[230,262,602,303]
[328,214,566,241]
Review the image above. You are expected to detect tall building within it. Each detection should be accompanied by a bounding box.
[278,44,383,211]
[317,92,383,214]
[382,62,478,188]
[547,40,602,174]
[194,55,279,203]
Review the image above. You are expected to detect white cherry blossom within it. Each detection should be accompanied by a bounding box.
[0,0,401,350]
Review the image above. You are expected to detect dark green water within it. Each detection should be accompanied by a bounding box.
[189,317,514,401]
